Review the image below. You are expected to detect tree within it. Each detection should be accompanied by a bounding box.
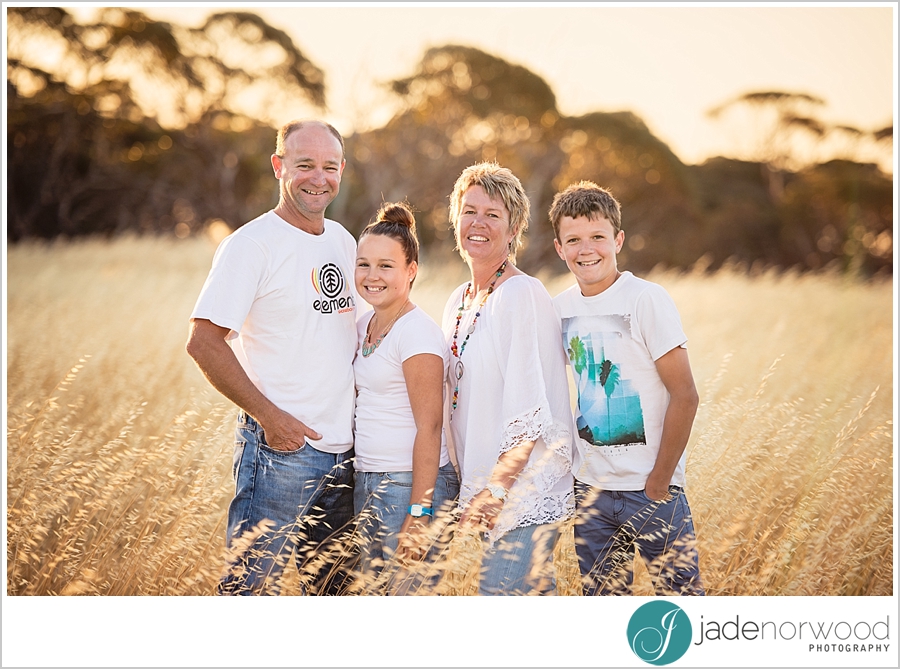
[390,44,558,125]
[870,124,893,172]
[778,160,893,275]
[7,8,325,127]
[331,45,567,265]
[7,8,327,240]
[552,111,704,270]
[872,124,892,143]
[708,91,828,201]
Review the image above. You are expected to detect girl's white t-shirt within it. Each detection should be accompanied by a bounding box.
[353,306,451,472]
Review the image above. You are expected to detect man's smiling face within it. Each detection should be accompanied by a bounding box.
[272,123,345,225]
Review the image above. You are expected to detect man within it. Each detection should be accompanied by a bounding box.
[186,120,359,595]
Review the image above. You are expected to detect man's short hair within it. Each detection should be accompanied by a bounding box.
[549,181,622,240]
[275,120,345,159]
[448,162,530,259]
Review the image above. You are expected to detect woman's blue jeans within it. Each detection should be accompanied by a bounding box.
[478,521,563,596]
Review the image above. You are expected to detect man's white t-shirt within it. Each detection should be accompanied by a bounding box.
[191,210,358,454]
[553,271,688,490]
[353,306,451,472]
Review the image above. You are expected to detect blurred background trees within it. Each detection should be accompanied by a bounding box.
[7,8,321,239]
[6,8,893,276]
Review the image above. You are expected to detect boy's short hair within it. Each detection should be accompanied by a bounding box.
[549,181,622,240]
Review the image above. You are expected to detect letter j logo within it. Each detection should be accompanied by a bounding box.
[627,601,693,665]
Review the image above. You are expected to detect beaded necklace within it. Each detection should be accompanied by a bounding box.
[450,259,508,417]
[361,299,409,358]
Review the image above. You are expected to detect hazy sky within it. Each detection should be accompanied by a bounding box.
[104,2,897,167]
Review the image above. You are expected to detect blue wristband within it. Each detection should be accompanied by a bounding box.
[407,504,434,518]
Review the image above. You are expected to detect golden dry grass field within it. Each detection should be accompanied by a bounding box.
[5,234,895,597]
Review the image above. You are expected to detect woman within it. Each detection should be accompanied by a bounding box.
[352,201,460,594]
[442,162,575,595]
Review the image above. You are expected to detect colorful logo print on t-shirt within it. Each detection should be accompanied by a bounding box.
[311,263,345,298]
[627,600,693,665]
[311,263,355,314]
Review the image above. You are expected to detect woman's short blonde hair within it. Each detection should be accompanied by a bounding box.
[448,162,530,260]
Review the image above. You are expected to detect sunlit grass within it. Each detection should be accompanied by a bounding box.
[6,235,893,595]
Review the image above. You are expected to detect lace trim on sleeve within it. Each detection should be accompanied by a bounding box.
[500,403,562,455]
[481,403,575,545]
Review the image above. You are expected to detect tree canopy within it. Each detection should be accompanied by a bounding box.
[7,7,324,239]
[6,10,893,276]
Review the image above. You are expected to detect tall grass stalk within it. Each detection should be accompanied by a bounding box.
[6,236,893,595]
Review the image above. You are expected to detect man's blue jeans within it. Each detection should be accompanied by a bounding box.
[574,481,705,596]
[353,462,459,594]
[218,412,355,595]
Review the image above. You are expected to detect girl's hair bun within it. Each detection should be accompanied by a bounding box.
[376,202,416,232]
[361,200,420,270]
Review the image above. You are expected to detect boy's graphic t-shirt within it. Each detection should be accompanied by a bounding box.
[553,272,688,490]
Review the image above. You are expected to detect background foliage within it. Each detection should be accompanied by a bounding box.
[6,6,894,277]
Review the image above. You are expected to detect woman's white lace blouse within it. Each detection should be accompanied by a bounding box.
[442,274,575,543]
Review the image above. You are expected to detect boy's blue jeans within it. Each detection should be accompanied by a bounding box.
[218,412,355,596]
[574,481,705,596]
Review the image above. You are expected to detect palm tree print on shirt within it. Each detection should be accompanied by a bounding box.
[563,316,646,448]
[568,335,588,407]
[568,335,597,444]
[597,356,620,443]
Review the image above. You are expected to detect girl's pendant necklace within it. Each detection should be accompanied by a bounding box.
[362,299,409,358]
[450,259,508,418]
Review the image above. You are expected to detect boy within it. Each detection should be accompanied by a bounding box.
[550,181,704,596]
